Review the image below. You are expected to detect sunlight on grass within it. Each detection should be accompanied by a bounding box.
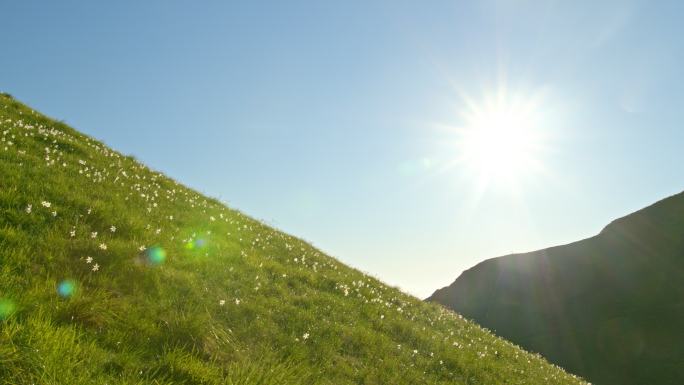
[0,93,587,384]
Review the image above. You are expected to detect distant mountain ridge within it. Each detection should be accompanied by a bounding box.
[428,191,684,385]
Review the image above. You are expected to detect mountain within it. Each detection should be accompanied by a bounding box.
[0,93,586,384]
[429,191,684,385]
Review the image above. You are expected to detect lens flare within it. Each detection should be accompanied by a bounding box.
[0,298,16,320]
[57,280,76,298]
[146,246,167,265]
[194,238,207,248]
[184,238,207,251]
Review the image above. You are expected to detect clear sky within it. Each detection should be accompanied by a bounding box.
[3,0,684,297]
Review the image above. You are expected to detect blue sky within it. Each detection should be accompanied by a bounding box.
[3,0,684,297]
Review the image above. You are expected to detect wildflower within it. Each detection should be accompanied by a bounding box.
[235,298,241,305]
[41,201,51,208]
[110,225,116,233]
[69,229,76,237]
[99,243,107,250]
[302,332,310,340]
[155,228,161,235]
[91,232,97,238]
[138,245,146,251]
[51,211,57,217]
[219,300,226,306]
[25,204,32,213]
[86,256,93,264]
[92,263,99,272]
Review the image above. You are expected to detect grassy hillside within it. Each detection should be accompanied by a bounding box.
[0,93,585,384]
[429,191,684,385]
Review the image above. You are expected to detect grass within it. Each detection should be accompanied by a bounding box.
[0,93,586,384]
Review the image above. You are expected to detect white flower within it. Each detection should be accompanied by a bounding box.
[86,256,93,264]
[210,216,216,222]
[99,243,107,250]
[234,298,241,305]
[69,229,76,237]
[138,245,146,251]
[51,211,57,217]
[92,263,99,271]
[91,232,98,238]
[25,204,32,213]
[302,332,310,340]
[219,300,226,306]
[110,225,116,233]
[155,228,161,235]
[41,201,51,208]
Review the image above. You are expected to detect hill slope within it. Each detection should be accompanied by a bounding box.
[429,191,684,385]
[0,93,585,384]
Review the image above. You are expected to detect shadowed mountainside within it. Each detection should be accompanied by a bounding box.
[429,191,684,385]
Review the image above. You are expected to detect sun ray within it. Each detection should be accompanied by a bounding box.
[451,87,547,192]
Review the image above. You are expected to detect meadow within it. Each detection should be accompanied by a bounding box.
[0,93,586,384]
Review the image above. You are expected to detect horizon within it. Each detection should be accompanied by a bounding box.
[4,0,684,297]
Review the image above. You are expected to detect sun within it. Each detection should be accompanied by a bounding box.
[455,89,545,188]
